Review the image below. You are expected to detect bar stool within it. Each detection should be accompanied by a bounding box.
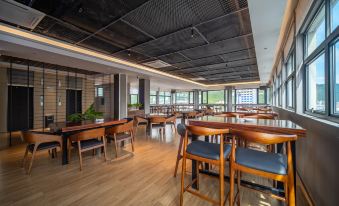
[180,125,231,206]
[229,129,297,206]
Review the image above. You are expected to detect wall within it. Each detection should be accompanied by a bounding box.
[271,0,339,205]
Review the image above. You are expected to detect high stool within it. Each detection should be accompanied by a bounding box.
[180,125,231,206]
[229,129,297,206]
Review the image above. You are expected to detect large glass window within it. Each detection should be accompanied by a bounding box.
[130,94,138,104]
[306,5,325,57]
[158,92,165,104]
[150,91,157,105]
[202,91,207,104]
[207,90,224,104]
[306,53,325,112]
[165,92,171,104]
[331,0,339,32]
[258,89,266,104]
[236,89,257,104]
[176,92,189,104]
[333,40,339,114]
[286,53,295,109]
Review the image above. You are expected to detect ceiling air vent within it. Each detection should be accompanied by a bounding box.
[0,0,45,29]
[142,60,171,68]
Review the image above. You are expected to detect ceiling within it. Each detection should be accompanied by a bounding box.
[5,0,259,85]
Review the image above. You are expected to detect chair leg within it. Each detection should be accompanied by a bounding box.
[229,167,235,206]
[67,140,71,162]
[196,161,200,190]
[103,140,108,162]
[114,137,118,159]
[27,145,38,175]
[284,180,289,203]
[131,137,135,152]
[174,136,184,177]
[77,142,83,171]
[220,162,225,206]
[22,146,29,168]
[236,171,241,206]
[180,152,187,206]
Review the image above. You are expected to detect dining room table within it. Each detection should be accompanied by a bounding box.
[48,118,127,165]
[188,115,306,204]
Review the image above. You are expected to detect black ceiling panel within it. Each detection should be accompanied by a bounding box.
[30,0,149,33]
[173,55,225,69]
[33,16,89,44]
[157,53,190,64]
[196,9,252,43]
[132,28,207,57]
[78,36,122,54]
[180,35,254,59]
[98,20,152,49]
[219,48,256,62]
[112,50,150,63]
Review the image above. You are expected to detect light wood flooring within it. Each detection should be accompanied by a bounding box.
[0,125,282,206]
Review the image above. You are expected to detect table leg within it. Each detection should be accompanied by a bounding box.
[62,135,68,165]
[191,135,198,189]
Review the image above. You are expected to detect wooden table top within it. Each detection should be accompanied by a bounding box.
[49,118,127,133]
[189,116,306,137]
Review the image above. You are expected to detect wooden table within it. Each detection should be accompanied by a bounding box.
[188,116,306,203]
[49,118,127,165]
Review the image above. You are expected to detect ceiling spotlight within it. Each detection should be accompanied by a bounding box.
[127,51,131,56]
[225,63,228,67]
[191,27,194,38]
[264,47,268,50]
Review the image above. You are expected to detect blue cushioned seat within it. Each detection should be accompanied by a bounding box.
[236,147,287,175]
[28,142,60,152]
[186,141,231,160]
[72,139,103,149]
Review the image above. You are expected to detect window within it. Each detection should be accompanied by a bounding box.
[202,91,207,104]
[285,53,295,109]
[330,0,339,32]
[158,92,165,104]
[258,89,266,104]
[277,73,282,106]
[150,91,157,105]
[236,89,257,104]
[189,91,194,104]
[130,94,138,104]
[332,39,339,114]
[207,90,224,104]
[306,53,325,112]
[165,92,171,104]
[175,92,189,104]
[95,87,103,97]
[305,5,325,57]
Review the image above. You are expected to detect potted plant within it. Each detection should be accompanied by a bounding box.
[67,104,103,123]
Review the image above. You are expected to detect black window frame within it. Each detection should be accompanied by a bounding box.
[285,47,296,110]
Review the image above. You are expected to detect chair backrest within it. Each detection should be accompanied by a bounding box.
[70,127,105,142]
[165,115,176,123]
[107,120,134,134]
[231,129,297,145]
[177,123,186,137]
[243,114,275,119]
[150,116,166,123]
[187,111,197,117]
[21,131,62,145]
[134,116,148,123]
[186,125,229,136]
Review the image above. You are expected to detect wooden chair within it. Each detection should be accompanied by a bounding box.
[134,116,148,132]
[187,111,197,119]
[150,116,167,138]
[229,130,297,206]
[68,127,107,171]
[243,114,275,119]
[106,120,135,158]
[180,125,231,206]
[215,113,245,118]
[165,115,177,133]
[21,131,62,175]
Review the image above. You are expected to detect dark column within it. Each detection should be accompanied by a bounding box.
[225,86,234,112]
[138,78,150,114]
[114,74,127,119]
[193,90,199,110]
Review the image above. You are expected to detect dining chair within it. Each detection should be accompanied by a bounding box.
[244,114,275,119]
[134,116,148,130]
[106,120,135,158]
[68,127,107,171]
[165,115,177,133]
[180,125,231,206]
[149,116,167,138]
[21,131,62,175]
[215,113,245,118]
[187,111,197,119]
[229,129,297,206]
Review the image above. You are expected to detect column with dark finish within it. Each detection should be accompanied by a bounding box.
[0,68,8,148]
[138,78,150,114]
[114,74,128,119]
[193,89,199,110]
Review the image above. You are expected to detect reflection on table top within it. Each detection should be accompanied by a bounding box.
[189,116,306,137]
[49,118,127,133]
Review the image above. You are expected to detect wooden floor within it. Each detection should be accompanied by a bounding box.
[0,125,282,206]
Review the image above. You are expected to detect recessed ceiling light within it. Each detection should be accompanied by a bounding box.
[264,48,268,50]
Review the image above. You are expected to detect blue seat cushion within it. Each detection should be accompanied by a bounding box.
[236,148,287,175]
[72,139,103,149]
[186,141,231,160]
[28,142,60,152]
